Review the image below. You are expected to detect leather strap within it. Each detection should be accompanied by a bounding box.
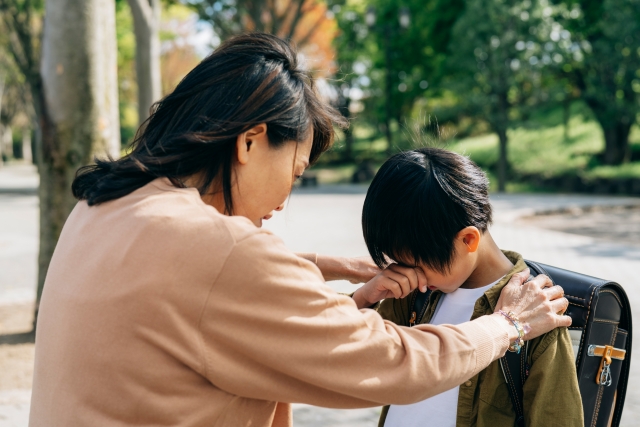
[500,345,528,427]
[588,345,626,361]
[498,260,551,427]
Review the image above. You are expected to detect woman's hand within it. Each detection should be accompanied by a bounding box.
[343,257,382,284]
[297,254,381,283]
[493,268,571,341]
[352,264,428,309]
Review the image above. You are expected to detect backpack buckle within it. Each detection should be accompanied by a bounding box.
[599,362,612,387]
[587,345,626,386]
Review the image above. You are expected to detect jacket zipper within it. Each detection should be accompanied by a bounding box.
[409,291,431,327]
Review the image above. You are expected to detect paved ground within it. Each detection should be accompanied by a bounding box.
[521,205,640,245]
[1,165,640,426]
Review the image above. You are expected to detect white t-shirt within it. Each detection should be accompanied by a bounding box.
[384,278,502,427]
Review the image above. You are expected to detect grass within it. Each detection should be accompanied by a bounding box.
[312,105,640,189]
[443,113,640,190]
[447,116,605,178]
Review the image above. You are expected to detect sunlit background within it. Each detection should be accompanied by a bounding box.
[1,0,640,425]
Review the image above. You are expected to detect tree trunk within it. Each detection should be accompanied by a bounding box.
[344,124,354,161]
[496,127,508,193]
[336,91,354,162]
[36,0,120,326]
[563,98,571,142]
[128,0,162,127]
[602,120,632,165]
[0,73,4,166]
[582,94,633,166]
[22,126,32,163]
[383,26,394,156]
[2,124,13,160]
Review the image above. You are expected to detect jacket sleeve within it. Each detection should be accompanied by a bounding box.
[199,230,511,408]
[523,328,584,427]
[376,294,411,326]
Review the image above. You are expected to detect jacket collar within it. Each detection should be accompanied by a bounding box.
[426,250,527,317]
[481,250,528,312]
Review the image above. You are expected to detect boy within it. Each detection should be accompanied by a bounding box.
[352,147,583,427]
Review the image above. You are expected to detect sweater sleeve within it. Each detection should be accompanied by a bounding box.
[199,230,511,408]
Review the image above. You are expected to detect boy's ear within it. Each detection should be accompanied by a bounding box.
[458,226,481,253]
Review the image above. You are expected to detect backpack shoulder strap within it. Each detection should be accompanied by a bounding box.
[498,260,548,427]
[499,346,528,427]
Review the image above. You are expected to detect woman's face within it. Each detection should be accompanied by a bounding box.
[225,124,312,227]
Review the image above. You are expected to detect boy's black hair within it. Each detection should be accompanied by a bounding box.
[362,147,492,273]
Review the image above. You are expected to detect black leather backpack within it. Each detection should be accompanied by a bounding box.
[409,260,632,427]
[502,261,633,427]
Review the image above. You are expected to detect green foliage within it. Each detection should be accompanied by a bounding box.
[447,109,640,182]
[552,0,640,164]
[331,0,462,128]
[329,0,640,192]
[116,1,139,147]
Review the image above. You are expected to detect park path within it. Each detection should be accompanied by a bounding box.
[1,166,639,426]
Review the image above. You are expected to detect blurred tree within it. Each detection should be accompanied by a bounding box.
[0,66,19,162]
[116,2,208,147]
[0,5,35,165]
[184,0,338,77]
[0,0,43,162]
[185,0,328,45]
[0,35,34,163]
[444,0,543,191]
[331,0,462,158]
[1,0,121,325]
[126,0,162,127]
[116,0,140,146]
[159,5,204,94]
[328,1,369,161]
[552,0,640,165]
[37,0,121,324]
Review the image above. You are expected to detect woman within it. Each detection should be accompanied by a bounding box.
[29,33,569,427]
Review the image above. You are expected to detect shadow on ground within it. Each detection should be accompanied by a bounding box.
[0,331,34,345]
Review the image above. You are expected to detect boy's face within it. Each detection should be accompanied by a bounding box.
[394,227,480,293]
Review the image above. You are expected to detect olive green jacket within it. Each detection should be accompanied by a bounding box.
[376,251,583,427]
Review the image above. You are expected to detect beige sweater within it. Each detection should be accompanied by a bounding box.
[29,178,511,427]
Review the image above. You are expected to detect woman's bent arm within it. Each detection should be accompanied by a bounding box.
[296,253,380,283]
[200,229,512,407]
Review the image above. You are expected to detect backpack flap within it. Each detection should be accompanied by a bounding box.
[525,261,632,427]
[588,284,631,427]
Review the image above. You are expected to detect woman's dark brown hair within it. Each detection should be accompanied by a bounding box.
[72,33,345,212]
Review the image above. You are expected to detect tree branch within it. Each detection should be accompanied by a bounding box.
[295,10,324,47]
[127,0,154,28]
[286,0,306,40]
[1,14,30,78]
[245,0,265,33]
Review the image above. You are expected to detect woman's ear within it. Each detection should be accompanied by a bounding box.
[458,226,481,253]
[236,123,268,165]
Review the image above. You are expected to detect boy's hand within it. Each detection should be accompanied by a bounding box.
[352,264,428,309]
